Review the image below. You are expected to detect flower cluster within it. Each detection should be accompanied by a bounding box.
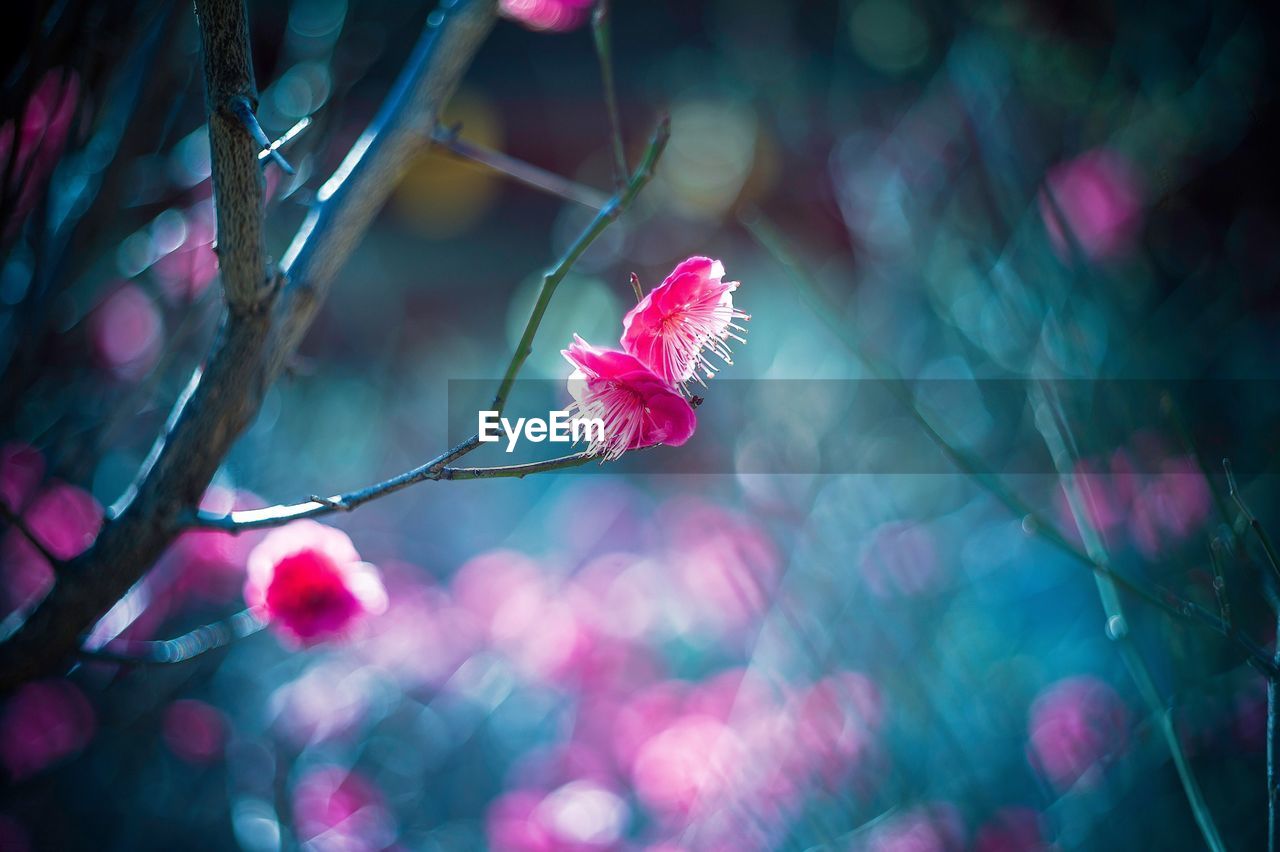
[563,256,747,460]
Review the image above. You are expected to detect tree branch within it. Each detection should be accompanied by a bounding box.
[432,124,610,209]
[592,0,627,189]
[81,608,265,665]
[0,0,499,691]
[195,0,270,315]
[189,120,671,535]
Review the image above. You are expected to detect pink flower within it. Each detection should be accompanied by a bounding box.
[293,766,395,852]
[562,335,696,461]
[1027,675,1128,791]
[0,679,95,780]
[621,257,748,388]
[244,521,387,646]
[1039,149,1142,262]
[500,0,594,32]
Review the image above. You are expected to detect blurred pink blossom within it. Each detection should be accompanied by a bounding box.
[293,766,395,852]
[788,671,884,787]
[1039,149,1142,262]
[0,680,95,780]
[153,203,219,302]
[1027,676,1128,790]
[631,714,746,824]
[90,283,164,379]
[973,807,1052,852]
[0,70,79,233]
[0,443,43,512]
[658,498,779,638]
[162,699,226,764]
[2,483,102,613]
[621,257,748,388]
[859,521,943,597]
[563,336,696,461]
[860,803,965,852]
[500,0,594,32]
[245,521,387,646]
[486,780,628,851]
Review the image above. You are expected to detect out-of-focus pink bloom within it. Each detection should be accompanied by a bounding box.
[974,807,1052,852]
[0,680,95,780]
[270,660,381,747]
[452,549,589,683]
[0,443,43,513]
[789,671,884,786]
[162,699,226,764]
[533,780,630,850]
[1027,676,1128,791]
[658,498,778,638]
[150,201,218,302]
[2,483,102,613]
[631,714,746,823]
[486,779,628,851]
[0,70,79,233]
[488,790,554,852]
[500,0,594,32]
[859,521,942,597]
[563,336,696,461]
[1056,445,1209,556]
[357,566,482,690]
[860,804,965,852]
[165,486,261,605]
[1039,149,1142,262]
[1127,457,1211,558]
[621,257,748,388]
[293,766,396,852]
[244,521,387,646]
[90,283,163,379]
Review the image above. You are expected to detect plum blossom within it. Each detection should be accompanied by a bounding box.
[562,335,696,461]
[621,257,748,388]
[244,521,387,647]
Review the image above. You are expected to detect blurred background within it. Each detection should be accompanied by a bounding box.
[1,0,1279,848]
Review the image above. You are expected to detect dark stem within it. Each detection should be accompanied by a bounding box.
[592,0,627,188]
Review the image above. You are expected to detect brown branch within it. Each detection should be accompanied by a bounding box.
[0,0,499,691]
[195,0,270,315]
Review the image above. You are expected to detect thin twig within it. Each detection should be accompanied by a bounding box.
[1208,539,1233,630]
[440,451,597,480]
[592,0,627,188]
[0,501,64,570]
[1224,457,1280,851]
[80,608,265,665]
[629,271,643,302]
[190,120,671,535]
[431,124,609,210]
[228,95,295,175]
[1032,380,1225,852]
[256,114,311,171]
[1225,457,1280,583]
[493,116,669,415]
